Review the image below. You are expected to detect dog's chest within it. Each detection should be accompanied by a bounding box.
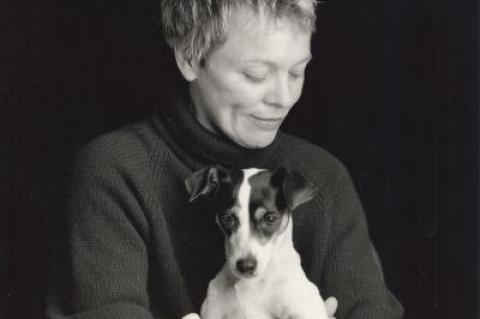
[201,277,273,319]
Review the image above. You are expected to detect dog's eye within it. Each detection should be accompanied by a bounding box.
[220,214,236,228]
[263,212,277,225]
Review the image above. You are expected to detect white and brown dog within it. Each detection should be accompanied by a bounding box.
[183,166,329,319]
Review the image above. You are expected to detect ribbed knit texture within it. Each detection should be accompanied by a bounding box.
[46,96,404,319]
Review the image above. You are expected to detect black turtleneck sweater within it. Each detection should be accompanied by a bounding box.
[46,97,404,319]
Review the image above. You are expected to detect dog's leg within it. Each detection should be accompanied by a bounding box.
[182,313,201,319]
[270,278,329,319]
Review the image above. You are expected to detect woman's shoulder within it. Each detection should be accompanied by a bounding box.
[278,133,347,173]
[73,117,169,174]
[277,132,349,192]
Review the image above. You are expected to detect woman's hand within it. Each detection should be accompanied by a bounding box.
[324,296,338,319]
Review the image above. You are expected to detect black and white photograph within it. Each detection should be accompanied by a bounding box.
[1,0,478,318]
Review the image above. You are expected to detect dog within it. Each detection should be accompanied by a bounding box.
[182,166,330,319]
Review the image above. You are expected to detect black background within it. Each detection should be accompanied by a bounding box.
[1,0,478,318]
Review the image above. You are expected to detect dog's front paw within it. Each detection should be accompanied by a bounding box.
[182,313,201,319]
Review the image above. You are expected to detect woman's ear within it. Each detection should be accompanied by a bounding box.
[174,49,199,82]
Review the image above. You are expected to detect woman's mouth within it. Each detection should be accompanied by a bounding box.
[250,115,284,130]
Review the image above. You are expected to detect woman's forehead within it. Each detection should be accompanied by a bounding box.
[208,10,312,68]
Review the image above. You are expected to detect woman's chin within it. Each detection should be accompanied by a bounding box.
[233,131,278,149]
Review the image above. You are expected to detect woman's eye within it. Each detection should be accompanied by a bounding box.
[263,212,277,225]
[243,71,268,83]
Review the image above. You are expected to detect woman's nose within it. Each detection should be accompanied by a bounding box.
[265,75,294,109]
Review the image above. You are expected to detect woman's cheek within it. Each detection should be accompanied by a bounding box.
[233,86,268,110]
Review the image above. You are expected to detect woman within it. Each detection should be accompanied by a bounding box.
[47,0,404,318]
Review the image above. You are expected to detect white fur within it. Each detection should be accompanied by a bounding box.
[227,168,276,278]
[184,168,329,319]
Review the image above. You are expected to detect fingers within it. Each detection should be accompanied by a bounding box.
[324,296,338,318]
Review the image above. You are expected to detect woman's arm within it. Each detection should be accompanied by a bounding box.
[321,167,404,319]
[46,144,155,319]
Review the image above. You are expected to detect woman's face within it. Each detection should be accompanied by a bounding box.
[187,12,312,148]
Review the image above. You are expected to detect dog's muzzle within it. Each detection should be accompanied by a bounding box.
[236,257,257,276]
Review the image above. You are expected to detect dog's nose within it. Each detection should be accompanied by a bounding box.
[236,258,257,275]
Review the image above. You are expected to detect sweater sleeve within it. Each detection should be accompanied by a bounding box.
[46,144,156,319]
[321,166,404,319]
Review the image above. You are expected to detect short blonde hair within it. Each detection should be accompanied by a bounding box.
[160,0,317,65]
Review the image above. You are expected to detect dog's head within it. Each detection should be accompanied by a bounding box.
[185,166,317,279]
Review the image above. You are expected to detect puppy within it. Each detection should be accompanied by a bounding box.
[183,166,329,319]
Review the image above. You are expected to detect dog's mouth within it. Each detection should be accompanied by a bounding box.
[232,269,257,279]
[231,268,258,280]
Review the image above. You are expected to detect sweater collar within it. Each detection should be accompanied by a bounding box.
[151,94,281,170]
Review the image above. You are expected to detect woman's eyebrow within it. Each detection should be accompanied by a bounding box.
[242,54,313,67]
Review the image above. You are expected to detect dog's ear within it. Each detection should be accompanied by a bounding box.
[273,167,318,211]
[185,165,230,202]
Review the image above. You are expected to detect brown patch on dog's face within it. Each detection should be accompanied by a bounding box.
[214,169,244,237]
[208,167,315,278]
[251,208,288,244]
[248,170,290,244]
